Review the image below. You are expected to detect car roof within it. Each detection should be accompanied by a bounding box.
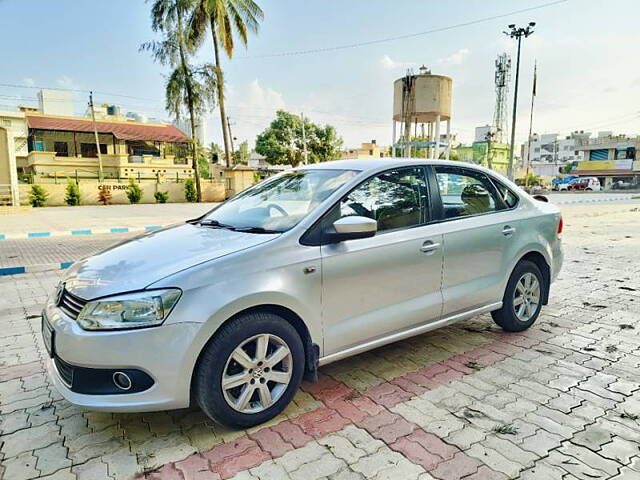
[296,158,483,172]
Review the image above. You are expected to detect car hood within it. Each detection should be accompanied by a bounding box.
[63,223,279,299]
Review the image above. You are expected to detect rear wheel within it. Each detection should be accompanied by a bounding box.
[492,260,545,332]
[194,312,304,428]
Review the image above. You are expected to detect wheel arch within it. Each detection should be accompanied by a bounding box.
[516,250,551,305]
[189,303,319,405]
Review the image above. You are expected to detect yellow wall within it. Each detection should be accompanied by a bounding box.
[19,179,226,206]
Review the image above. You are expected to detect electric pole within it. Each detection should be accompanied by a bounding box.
[301,112,308,165]
[89,91,104,182]
[504,22,535,180]
[226,116,235,166]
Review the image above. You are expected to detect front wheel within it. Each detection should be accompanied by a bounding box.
[194,312,304,428]
[492,260,545,332]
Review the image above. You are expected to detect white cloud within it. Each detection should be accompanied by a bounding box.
[56,75,80,90]
[205,79,287,145]
[436,48,470,66]
[243,79,286,112]
[23,77,35,87]
[380,54,417,71]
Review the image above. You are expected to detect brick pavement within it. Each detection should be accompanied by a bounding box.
[1,203,639,479]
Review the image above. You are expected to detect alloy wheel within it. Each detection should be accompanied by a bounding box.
[221,333,293,414]
[513,272,541,322]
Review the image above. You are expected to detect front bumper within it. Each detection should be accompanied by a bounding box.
[44,301,201,412]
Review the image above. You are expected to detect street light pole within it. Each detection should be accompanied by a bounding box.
[504,22,535,180]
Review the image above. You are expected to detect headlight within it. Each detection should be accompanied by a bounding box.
[76,289,181,331]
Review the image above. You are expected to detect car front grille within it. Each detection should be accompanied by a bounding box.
[58,288,87,320]
[53,356,74,388]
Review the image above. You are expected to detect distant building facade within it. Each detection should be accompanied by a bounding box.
[572,132,639,188]
[37,89,74,116]
[342,140,391,159]
[521,131,589,177]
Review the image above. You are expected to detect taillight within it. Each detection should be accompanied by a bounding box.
[557,217,563,237]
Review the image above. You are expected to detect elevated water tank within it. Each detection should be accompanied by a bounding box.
[392,73,452,122]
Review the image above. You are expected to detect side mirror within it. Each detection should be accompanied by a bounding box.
[532,194,549,202]
[325,216,377,243]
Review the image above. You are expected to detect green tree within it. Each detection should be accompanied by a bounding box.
[29,185,48,207]
[154,191,169,203]
[189,0,264,167]
[126,178,144,204]
[142,0,217,202]
[184,177,197,202]
[197,141,210,178]
[64,179,81,206]
[234,140,251,164]
[255,110,343,167]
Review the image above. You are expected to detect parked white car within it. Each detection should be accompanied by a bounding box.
[43,159,563,428]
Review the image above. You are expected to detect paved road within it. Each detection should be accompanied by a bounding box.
[2,200,639,270]
[0,203,218,236]
[0,203,639,479]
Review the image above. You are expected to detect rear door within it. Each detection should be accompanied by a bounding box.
[433,166,520,316]
[320,166,444,356]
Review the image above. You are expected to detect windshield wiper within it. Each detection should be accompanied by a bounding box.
[197,219,236,229]
[232,226,282,234]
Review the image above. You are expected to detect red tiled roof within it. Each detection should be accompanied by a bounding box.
[26,115,189,143]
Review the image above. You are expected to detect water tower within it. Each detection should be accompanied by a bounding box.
[392,66,453,158]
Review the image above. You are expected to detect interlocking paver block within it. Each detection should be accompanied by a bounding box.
[429,452,482,480]
[249,427,295,458]
[466,443,524,478]
[291,407,351,439]
[318,433,367,464]
[275,442,327,473]
[289,453,346,480]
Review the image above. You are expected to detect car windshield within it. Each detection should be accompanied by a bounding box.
[199,169,358,232]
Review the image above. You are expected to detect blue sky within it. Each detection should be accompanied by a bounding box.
[1,0,639,148]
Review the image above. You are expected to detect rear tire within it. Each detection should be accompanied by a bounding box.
[194,312,304,428]
[492,260,545,332]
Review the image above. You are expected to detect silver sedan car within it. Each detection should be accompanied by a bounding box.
[42,159,563,427]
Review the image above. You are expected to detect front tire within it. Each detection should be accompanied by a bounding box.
[194,312,304,428]
[492,260,545,332]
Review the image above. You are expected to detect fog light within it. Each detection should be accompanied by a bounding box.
[112,371,132,391]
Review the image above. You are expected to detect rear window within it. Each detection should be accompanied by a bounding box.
[492,181,519,209]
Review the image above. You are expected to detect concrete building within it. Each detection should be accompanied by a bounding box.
[20,113,194,182]
[453,141,510,174]
[0,110,27,205]
[174,118,206,146]
[572,132,639,188]
[37,89,74,116]
[451,126,510,174]
[342,140,391,159]
[521,131,589,178]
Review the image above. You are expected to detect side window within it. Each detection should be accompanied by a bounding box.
[435,167,500,219]
[493,180,519,208]
[339,167,428,232]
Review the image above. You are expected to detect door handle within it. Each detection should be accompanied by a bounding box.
[502,225,516,236]
[420,241,441,253]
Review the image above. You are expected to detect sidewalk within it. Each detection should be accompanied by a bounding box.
[0,203,218,238]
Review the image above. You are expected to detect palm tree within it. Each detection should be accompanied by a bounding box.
[142,0,210,201]
[189,0,264,168]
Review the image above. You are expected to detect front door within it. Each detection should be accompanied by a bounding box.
[321,167,443,356]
